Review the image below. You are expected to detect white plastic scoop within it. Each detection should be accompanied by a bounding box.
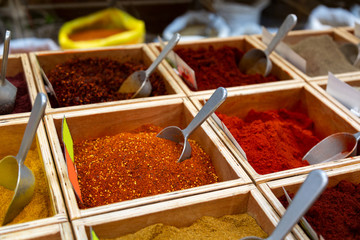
[157,87,227,162]
[239,14,297,76]
[0,30,17,115]
[240,169,328,240]
[0,93,47,225]
[303,132,360,165]
[118,33,180,98]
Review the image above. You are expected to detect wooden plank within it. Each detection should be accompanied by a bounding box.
[308,76,360,126]
[148,36,304,97]
[259,162,360,240]
[44,97,251,220]
[0,54,37,121]
[28,44,185,115]
[72,185,296,240]
[250,28,360,81]
[190,81,360,184]
[0,117,68,235]
[0,222,73,240]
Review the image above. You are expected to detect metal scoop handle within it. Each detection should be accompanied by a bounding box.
[15,93,47,165]
[268,170,328,240]
[0,30,10,86]
[145,33,180,78]
[182,87,227,138]
[265,14,297,56]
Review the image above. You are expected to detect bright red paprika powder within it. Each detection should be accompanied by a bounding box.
[216,109,320,174]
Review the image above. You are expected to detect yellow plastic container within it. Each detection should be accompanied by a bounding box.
[58,8,145,49]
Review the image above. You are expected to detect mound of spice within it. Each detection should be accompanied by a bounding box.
[74,124,219,208]
[290,35,360,77]
[175,46,279,91]
[279,180,360,239]
[216,109,320,174]
[0,72,32,115]
[0,150,52,226]
[103,213,268,240]
[47,57,167,107]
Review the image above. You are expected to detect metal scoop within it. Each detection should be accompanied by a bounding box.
[239,14,297,76]
[339,42,360,67]
[240,169,328,240]
[118,33,181,98]
[282,187,321,240]
[303,132,360,165]
[0,93,47,225]
[0,30,17,115]
[157,87,227,162]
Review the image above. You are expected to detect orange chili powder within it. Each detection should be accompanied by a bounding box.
[217,109,320,174]
[73,124,219,208]
[69,29,124,41]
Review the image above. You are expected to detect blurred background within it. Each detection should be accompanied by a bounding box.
[1,0,360,46]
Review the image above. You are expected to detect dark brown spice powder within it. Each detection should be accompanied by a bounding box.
[47,57,167,107]
[73,124,219,208]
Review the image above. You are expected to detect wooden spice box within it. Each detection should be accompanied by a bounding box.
[190,81,360,183]
[308,75,360,125]
[258,161,360,240]
[0,117,67,235]
[148,36,304,97]
[44,97,251,220]
[28,44,185,115]
[71,184,296,240]
[250,28,360,81]
[0,222,73,240]
[0,54,37,121]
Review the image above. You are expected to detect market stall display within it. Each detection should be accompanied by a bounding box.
[2,25,360,239]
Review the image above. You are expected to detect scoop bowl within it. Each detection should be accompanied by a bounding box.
[303,132,360,165]
[157,87,227,162]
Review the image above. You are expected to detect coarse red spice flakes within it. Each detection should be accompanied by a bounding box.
[73,124,219,208]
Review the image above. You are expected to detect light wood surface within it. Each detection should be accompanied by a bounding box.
[0,222,73,240]
[72,185,296,240]
[308,75,360,126]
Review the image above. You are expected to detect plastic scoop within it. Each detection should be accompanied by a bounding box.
[157,87,227,162]
[0,93,47,225]
[240,169,328,240]
[303,132,360,165]
[239,14,297,76]
[118,33,181,98]
[339,42,360,67]
[0,30,17,115]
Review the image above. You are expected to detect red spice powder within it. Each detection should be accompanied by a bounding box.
[73,124,219,208]
[216,109,320,174]
[175,46,279,91]
[280,180,360,239]
[6,72,31,114]
[47,57,167,107]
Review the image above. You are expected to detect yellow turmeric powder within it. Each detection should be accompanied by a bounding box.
[103,213,268,240]
[0,149,52,225]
